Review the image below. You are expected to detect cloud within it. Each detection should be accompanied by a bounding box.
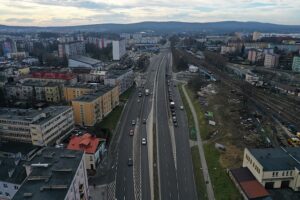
[0,0,299,26]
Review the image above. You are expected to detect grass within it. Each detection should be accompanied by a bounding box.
[120,86,135,101]
[191,146,208,200]
[185,85,241,200]
[204,143,241,200]
[185,86,210,140]
[178,84,197,140]
[98,105,124,133]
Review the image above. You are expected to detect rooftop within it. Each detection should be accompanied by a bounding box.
[72,86,114,102]
[64,83,98,89]
[249,147,300,171]
[67,133,102,154]
[0,106,71,125]
[69,55,101,65]
[0,157,27,185]
[13,147,84,200]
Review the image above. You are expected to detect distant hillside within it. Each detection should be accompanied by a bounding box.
[1,21,300,34]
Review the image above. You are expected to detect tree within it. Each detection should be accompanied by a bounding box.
[188,75,207,91]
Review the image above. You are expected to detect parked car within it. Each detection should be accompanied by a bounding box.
[127,158,133,166]
[132,120,136,125]
[129,129,134,136]
[142,138,147,145]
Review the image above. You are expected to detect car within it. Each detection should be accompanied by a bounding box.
[129,129,134,136]
[180,106,184,110]
[172,111,176,116]
[143,118,146,124]
[142,138,147,145]
[137,99,140,103]
[174,122,178,127]
[138,92,142,97]
[172,116,177,122]
[127,158,133,166]
[132,120,136,125]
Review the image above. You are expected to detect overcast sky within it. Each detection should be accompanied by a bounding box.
[0,0,299,26]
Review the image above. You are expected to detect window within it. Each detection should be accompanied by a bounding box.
[3,183,7,188]
[5,192,10,197]
[14,186,18,190]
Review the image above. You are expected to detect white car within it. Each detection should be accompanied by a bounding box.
[142,138,147,145]
[180,106,184,110]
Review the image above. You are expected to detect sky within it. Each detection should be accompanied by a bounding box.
[0,0,299,26]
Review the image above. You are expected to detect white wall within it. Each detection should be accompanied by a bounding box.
[0,181,20,200]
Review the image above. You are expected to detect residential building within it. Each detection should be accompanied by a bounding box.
[292,56,300,72]
[2,39,17,56]
[12,147,89,200]
[86,37,111,49]
[0,106,74,146]
[24,71,77,85]
[104,69,134,94]
[220,46,237,55]
[252,31,262,41]
[247,49,264,64]
[72,86,119,127]
[44,83,61,103]
[63,83,98,102]
[0,157,26,200]
[112,40,126,60]
[243,147,300,191]
[6,52,28,60]
[67,133,106,170]
[68,55,103,69]
[264,53,279,68]
[120,33,131,40]
[58,41,85,58]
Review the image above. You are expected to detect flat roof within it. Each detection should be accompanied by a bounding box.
[13,147,84,200]
[249,147,300,171]
[69,55,101,65]
[0,141,37,156]
[64,83,98,89]
[72,86,114,102]
[0,106,71,125]
[67,133,100,154]
[0,157,27,185]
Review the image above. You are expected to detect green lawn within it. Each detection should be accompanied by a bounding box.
[191,146,208,200]
[120,86,135,101]
[98,105,124,133]
[204,143,241,200]
[185,85,241,200]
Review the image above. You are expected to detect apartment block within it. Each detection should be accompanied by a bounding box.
[243,147,300,191]
[58,41,86,58]
[0,106,74,146]
[292,56,300,72]
[112,40,126,60]
[72,86,119,127]
[264,53,279,68]
[12,147,89,200]
[63,83,97,102]
[104,69,134,94]
[248,49,264,64]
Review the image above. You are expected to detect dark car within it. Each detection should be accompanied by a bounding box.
[143,118,146,124]
[128,158,133,166]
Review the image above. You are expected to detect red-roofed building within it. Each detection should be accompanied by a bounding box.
[67,133,106,170]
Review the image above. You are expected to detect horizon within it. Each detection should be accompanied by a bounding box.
[0,0,299,26]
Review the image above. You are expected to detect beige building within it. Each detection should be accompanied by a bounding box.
[264,53,279,68]
[72,86,119,126]
[63,83,97,102]
[0,106,74,146]
[243,147,300,191]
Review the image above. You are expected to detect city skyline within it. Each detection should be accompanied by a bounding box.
[0,0,300,26]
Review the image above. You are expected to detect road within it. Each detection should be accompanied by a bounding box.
[115,47,197,200]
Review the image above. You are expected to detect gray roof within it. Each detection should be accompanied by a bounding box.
[72,85,114,102]
[0,157,27,184]
[0,106,72,125]
[13,147,84,200]
[69,55,101,65]
[249,147,300,171]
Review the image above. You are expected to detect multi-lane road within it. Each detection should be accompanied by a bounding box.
[114,46,197,200]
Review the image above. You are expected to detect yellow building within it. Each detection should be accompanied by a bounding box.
[63,84,96,102]
[18,67,30,75]
[45,83,61,103]
[72,86,119,127]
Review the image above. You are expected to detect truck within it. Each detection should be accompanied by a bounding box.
[145,89,150,96]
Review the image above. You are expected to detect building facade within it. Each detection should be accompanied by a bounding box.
[63,83,97,102]
[72,86,119,127]
[58,41,86,58]
[0,106,74,146]
[112,40,126,60]
[292,56,300,72]
[264,53,279,68]
[243,147,300,191]
[104,69,134,94]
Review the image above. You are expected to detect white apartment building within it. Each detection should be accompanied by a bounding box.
[0,106,74,146]
[13,147,89,200]
[112,40,126,60]
[264,53,279,68]
[243,147,300,191]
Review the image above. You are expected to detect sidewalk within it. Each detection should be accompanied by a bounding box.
[182,84,215,200]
